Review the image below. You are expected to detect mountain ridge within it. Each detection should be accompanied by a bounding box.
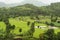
[0,1,48,7]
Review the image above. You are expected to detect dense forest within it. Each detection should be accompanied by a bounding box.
[0,2,60,18]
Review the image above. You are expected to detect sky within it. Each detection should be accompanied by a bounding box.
[0,0,60,4]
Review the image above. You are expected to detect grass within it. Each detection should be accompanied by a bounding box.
[35,23,47,26]
[9,18,30,34]
[0,22,6,32]
[54,29,60,34]
[33,28,47,38]
[0,16,60,38]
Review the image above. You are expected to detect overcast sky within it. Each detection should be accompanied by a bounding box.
[0,0,60,4]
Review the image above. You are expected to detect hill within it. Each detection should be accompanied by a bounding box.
[0,2,60,18]
[0,0,48,7]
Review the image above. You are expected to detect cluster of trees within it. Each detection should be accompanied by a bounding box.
[0,19,15,40]
[39,2,60,16]
[0,2,60,18]
[39,29,60,40]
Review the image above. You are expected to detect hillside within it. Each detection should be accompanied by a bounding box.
[0,2,60,18]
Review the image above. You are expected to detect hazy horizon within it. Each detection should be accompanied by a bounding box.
[0,0,60,4]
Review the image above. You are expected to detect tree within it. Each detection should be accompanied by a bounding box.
[44,29,55,40]
[11,25,15,30]
[3,19,15,40]
[36,16,39,20]
[50,22,54,26]
[19,28,22,32]
[39,29,56,40]
[57,32,60,40]
[30,22,35,33]
[28,22,35,37]
[3,18,9,25]
[25,22,35,38]
[27,21,30,26]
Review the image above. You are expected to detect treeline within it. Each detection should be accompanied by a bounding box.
[40,2,60,16]
[0,2,60,18]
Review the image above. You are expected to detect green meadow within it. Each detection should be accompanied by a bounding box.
[0,16,60,38]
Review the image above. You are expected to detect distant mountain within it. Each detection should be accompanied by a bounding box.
[0,0,48,7]
[0,2,6,7]
[20,0,48,6]
[0,2,20,7]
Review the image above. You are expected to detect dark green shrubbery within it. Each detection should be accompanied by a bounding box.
[39,29,57,40]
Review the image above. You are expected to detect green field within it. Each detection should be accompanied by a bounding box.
[0,16,60,38]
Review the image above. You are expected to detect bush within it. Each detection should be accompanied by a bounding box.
[27,21,30,26]
[19,28,22,32]
[50,23,54,26]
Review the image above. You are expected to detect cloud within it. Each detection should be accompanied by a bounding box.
[0,0,60,4]
[38,0,60,4]
[0,0,24,4]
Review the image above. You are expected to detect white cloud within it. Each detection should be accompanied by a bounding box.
[38,0,60,4]
[0,0,24,4]
[0,0,60,4]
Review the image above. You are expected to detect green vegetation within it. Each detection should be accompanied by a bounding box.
[0,2,60,40]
